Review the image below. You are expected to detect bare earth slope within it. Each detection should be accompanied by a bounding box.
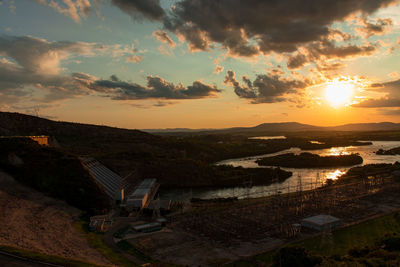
[0,170,111,266]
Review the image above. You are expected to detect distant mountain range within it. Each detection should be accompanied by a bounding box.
[1,111,400,136]
[144,122,400,134]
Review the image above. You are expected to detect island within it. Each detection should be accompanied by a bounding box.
[376,147,400,155]
[256,152,363,168]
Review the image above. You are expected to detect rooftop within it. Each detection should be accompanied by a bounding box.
[301,214,340,226]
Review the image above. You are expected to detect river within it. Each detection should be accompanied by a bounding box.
[159,140,400,201]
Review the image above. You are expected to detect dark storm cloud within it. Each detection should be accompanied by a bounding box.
[110,0,165,21]
[286,39,377,70]
[308,40,377,59]
[224,70,309,103]
[163,0,395,57]
[88,75,221,100]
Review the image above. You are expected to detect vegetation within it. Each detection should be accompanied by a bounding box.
[0,138,110,213]
[272,247,321,267]
[230,211,400,266]
[0,112,378,189]
[376,146,400,155]
[116,240,154,263]
[74,220,134,266]
[256,152,363,168]
[338,162,400,183]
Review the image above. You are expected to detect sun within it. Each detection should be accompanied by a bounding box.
[324,78,354,108]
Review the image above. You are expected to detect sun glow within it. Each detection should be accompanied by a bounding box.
[324,78,355,108]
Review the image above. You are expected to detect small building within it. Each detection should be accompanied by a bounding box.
[89,215,113,232]
[300,214,341,231]
[0,135,49,146]
[133,222,162,233]
[29,135,49,146]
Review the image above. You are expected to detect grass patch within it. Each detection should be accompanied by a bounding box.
[113,225,131,239]
[116,240,154,263]
[74,220,134,266]
[0,245,104,267]
[298,212,400,256]
[233,211,400,266]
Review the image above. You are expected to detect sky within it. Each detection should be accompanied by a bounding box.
[0,0,400,129]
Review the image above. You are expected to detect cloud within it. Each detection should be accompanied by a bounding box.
[378,108,400,115]
[0,35,106,75]
[0,36,219,107]
[36,0,91,23]
[224,70,309,104]
[287,54,308,70]
[87,75,221,100]
[125,54,143,63]
[0,35,108,104]
[163,0,395,57]
[316,62,346,73]
[110,0,165,21]
[153,30,175,47]
[0,35,145,104]
[352,97,400,108]
[286,38,378,70]
[353,79,400,108]
[213,58,224,74]
[356,17,393,38]
[214,65,224,74]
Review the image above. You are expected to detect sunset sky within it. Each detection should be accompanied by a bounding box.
[1,0,400,129]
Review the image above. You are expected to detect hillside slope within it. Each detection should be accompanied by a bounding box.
[0,170,111,265]
[0,138,110,213]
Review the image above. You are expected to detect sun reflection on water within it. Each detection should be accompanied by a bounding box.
[325,147,351,156]
[325,169,346,180]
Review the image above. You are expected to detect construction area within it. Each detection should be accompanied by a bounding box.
[123,171,400,266]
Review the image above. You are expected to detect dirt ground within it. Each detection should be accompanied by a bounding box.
[0,170,112,266]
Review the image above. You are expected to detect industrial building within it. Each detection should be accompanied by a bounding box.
[126,179,159,209]
[300,214,341,231]
[80,157,127,201]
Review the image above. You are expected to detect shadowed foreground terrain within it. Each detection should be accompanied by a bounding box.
[0,171,111,266]
[0,138,110,213]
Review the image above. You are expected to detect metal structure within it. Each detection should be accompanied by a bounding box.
[126,179,158,209]
[80,157,127,201]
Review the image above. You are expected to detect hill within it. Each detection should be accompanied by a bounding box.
[0,138,111,213]
[330,122,400,132]
[0,111,153,140]
[145,122,400,135]
[0,112,294,188]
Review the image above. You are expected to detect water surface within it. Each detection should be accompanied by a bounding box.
[160,141,400,201]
